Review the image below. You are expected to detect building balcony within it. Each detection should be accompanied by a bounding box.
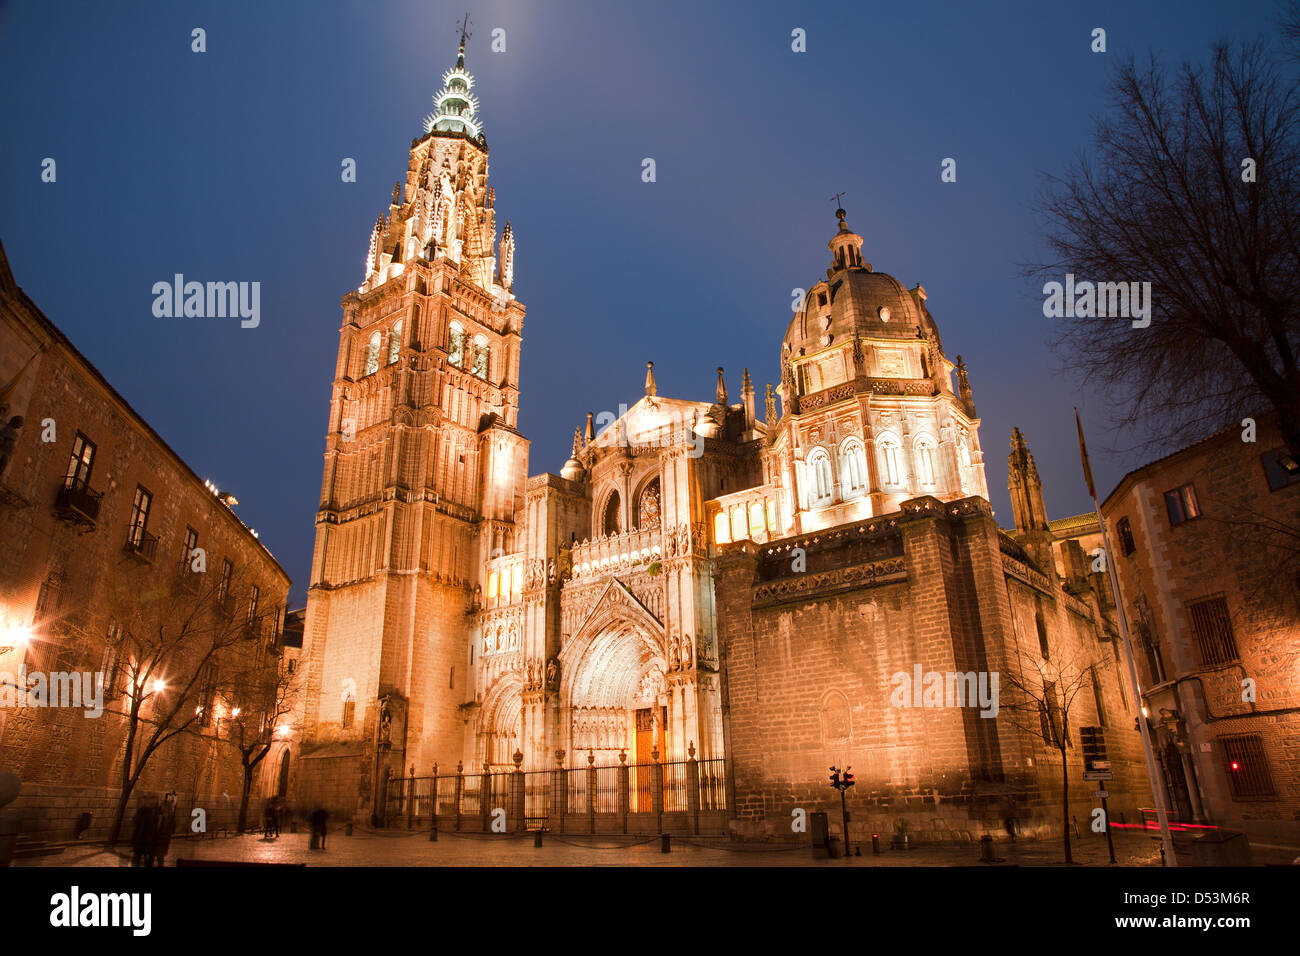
[571,527,663,581]
[54,476,103,527]
[123,527,159,562]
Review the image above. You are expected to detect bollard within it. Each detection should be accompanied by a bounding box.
[660,833,671,854]
[429,821,438,842]
[980,834,995,863]
[345,822,353,837]
[534,830,544,848]
[872,833,880,855]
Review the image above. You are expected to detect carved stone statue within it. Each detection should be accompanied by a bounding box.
[545,657,559,691]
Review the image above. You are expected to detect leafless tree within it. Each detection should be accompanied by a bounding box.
[101,564,268,846]
[1029,40,1300,456]
[214,644,297,833]
[999,641,1107,864]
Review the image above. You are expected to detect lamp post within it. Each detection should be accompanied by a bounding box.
[828,765,855,857]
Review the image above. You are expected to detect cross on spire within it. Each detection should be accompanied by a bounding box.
[457,11,472,49]
[829,191,847,208]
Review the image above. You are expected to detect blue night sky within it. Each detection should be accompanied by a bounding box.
[0,1,1282,605]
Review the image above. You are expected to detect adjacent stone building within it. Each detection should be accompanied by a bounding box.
[0,240,291,843]
[1101,415,1300,843]
[292,38,1148,842]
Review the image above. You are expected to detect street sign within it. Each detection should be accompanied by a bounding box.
[1094,790,1109,798]
[1083,770,1113,781]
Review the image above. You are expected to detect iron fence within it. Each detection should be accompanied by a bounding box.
[383,757,728,833]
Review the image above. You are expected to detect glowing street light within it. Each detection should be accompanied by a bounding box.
[1,622,31,654]
[231,707,241,718]
[151,679,166,693]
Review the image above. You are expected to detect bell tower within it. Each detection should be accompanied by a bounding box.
[296,30,529,818]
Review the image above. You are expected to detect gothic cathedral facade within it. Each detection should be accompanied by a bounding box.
[295,43,1143,838]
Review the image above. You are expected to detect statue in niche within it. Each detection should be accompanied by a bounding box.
[545,658,559,691]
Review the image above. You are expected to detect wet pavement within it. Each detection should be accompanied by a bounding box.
[16,826,1176,867]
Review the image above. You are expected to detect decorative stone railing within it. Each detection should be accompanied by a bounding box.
[571,527,663,580]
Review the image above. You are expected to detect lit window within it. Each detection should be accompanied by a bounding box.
[65,433,96,489]
[877,435,901,487]
[1164,484,1200,526]
[448,321,466,367]
[748,501,766,535]
[487,571,499,600]
[1261,448,1300,491]
[839,439,867,496]
[471,334,489,379]
[730,505,746,541]
[388,320,402,364]
[915,436,936,486]
[364,331,381,375]
[765,498,777,535]
[511,563,523,594]
[128,486,152,547]
[714,510,731,544]
[807,449,834,507]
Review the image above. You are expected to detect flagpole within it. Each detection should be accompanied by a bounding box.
[1074,408,1177,866]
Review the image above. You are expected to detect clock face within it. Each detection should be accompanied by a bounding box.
[878,306,891,323]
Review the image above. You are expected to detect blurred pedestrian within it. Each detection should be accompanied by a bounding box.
[130,797,159,867]
[152,793,177,866]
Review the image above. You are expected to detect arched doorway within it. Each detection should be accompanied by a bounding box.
[276,749,290,798]
[560,610,668,810]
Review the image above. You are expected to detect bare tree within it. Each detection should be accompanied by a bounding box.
[1029,40,1300,456]
[101,565,266,846]
[999,641,1107,864]
[215,642,297,833]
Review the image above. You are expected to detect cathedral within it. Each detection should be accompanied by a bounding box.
[293,38,1144,840]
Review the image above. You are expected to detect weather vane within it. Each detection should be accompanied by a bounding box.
[457,11,472,46]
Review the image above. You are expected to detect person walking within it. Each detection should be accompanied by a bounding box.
[129,797,158,867]
[152,793,177,866]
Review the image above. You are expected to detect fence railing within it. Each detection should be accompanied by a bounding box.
[381,756,728,835]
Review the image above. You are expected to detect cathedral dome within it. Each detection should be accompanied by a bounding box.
[783,264,932,360]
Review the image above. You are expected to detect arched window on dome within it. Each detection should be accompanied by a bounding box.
[388,320,402,364]
[447,321,466,368]
[839,438,867,499]
[807,448,834,508]
[877,434,902,488]
[471,334,489,379]
[364,331,381,376]
[915,435,937,487]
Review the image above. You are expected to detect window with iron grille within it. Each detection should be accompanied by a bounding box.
[1117,517,1136,556]
[1219,734,1275,799]
[1188,596,1238,666]
[247,585,259,624]
[1164,483,1201,526]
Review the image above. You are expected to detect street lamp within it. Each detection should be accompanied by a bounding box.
[828,765,856,857]
[151,679,166,694]
[0,622,32,655]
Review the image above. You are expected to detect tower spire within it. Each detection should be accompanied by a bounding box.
[425,14,484,139]
[645,361,657,398]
